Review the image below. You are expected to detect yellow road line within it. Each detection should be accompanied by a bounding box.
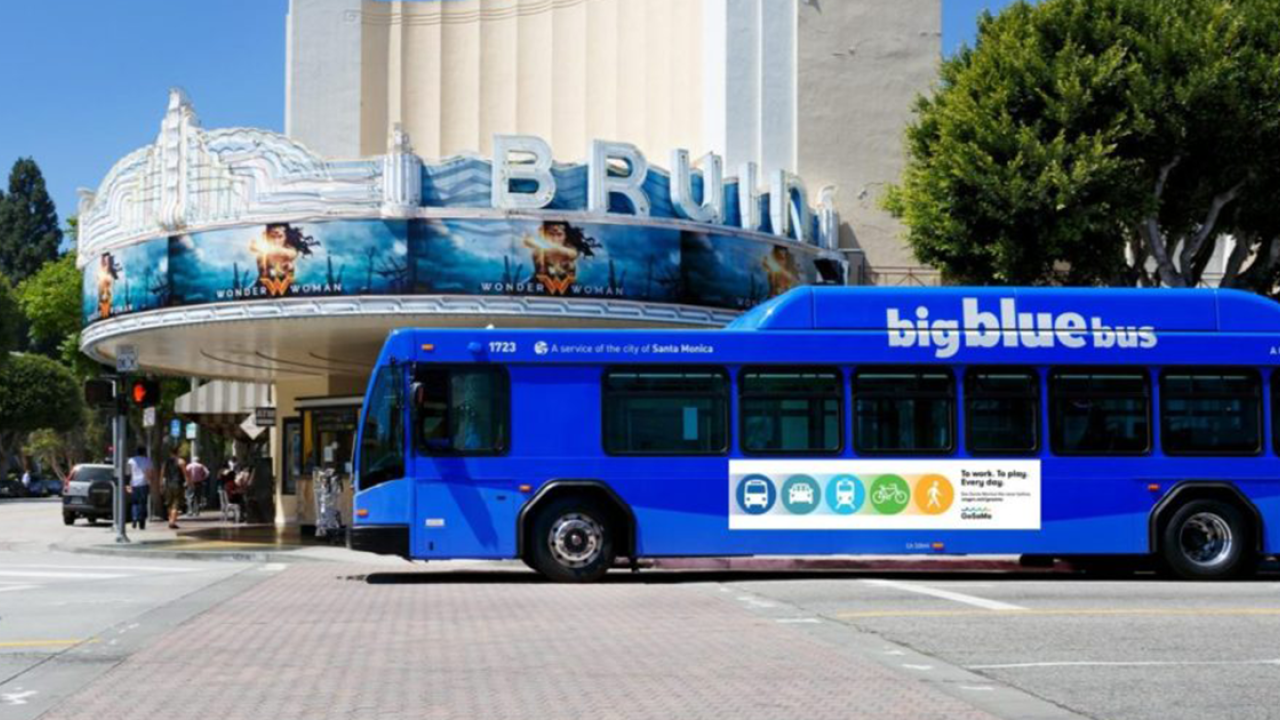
[0,639,92,649]
[834,607,1280,620]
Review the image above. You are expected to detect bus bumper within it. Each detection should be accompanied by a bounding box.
[350,525,410,559]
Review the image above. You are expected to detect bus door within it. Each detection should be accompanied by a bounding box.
[409,364,515,558]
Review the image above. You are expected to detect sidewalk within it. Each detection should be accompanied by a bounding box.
[37,563,1018,720]
[49,513,407,565]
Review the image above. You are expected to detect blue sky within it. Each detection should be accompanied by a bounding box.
[0,0,1016,231]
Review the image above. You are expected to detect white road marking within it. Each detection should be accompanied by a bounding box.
[1,564,197,573]
[960,686,996,692]
[775,618,821,624]
[902,664,934,671]
[260,563,286,572]
[862,578,1027,612]
[1,689,37,705]
[970,659,1280,670]
[0,570,128,580]
[0,585,38,594]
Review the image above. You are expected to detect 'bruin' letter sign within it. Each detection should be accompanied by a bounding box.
[489,133,836,249]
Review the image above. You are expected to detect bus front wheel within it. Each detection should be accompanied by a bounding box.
[528,497,616,583]
[1159,499,1255,580]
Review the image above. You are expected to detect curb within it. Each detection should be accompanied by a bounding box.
[51,541,1065,573]
[50,541,329,564]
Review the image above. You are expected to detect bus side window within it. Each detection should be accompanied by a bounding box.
[413,367,510,455]
[603,368,729,455]
[1161,370,1261,455]
[739,367,842,455]
[358,365,404,489]
[1049,371,1150,455]
[853,368,955,455]
[965,368,1039,454]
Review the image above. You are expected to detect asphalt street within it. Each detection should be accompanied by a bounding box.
[714,572,1280,720]
[0,499,262,720]
[4,498,1280,719]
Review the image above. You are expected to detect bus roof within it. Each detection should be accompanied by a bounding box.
[728,286,1280,334]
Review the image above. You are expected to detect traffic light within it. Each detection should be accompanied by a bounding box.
[83,379,115,407]
[128,379,161,407]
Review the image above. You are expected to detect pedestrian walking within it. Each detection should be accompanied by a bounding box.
[162,448,186,530]
[185,456,208,517]
[125,446,153,530]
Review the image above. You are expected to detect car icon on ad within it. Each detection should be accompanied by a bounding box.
[744,479,770,509]
[788,482,814,506]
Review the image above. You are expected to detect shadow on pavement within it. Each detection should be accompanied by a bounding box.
[353,560,1280,586]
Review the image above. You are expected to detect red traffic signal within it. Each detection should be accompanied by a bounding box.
[129,379,161,407]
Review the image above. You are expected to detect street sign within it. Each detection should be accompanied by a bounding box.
[185,422,197,440]
[240,414,267,440]
[170,419,181,438]
[142,406,156,428]
[254,407,277,425]
[115,345,138,373]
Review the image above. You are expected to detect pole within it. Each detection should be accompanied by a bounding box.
[113,378,130,544]
[189,377,200,460]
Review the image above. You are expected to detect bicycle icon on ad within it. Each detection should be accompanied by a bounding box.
[869,474,911,514]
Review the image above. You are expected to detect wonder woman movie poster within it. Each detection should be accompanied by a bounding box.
[170,221,409,305]
[81,237,170,323]
[408,218,683,303]
[680,232,817,310]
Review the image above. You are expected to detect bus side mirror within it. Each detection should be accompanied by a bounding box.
[410,381,426,407]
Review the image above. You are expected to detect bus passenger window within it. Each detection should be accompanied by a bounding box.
[853,369,954,454]
[1162,371,1261,455]
[413,367,509,455]
[740,368,842,454]
[358,366,404,489]
[1049,371,1149,455]
[965,369,1039,454]
[603,368,729,455]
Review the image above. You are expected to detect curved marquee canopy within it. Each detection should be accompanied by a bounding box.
[77,91,846,380]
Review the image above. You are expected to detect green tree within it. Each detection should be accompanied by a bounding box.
[0,274,22,358]
[0,353,83,481]
[0,158,62,285]
[18,254,80,350]
[884,0,1280,289]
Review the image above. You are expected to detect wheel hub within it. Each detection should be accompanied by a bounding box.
[1179,512,1234,567]
[548,513,603,568]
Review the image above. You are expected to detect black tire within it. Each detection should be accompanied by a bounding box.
[527,496,616,583]
[1160,499,1255,580]
[62,511,75,526]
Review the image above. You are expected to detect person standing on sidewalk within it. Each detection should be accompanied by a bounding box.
[162,448,186,530]
[125,446,153,530]
[185,456,208,517]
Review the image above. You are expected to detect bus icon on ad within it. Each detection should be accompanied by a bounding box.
[744,479,770,509]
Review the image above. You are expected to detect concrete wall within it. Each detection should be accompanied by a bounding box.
[286,0,364,158]
[796,0,941,279]
[286,0,941,280]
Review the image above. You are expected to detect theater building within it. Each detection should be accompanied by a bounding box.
[76,0,940,524]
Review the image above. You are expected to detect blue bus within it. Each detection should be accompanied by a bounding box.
[350,286,1280,581]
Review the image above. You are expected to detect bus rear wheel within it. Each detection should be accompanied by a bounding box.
[1159,499,1254,580]
[528,497,616,583]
